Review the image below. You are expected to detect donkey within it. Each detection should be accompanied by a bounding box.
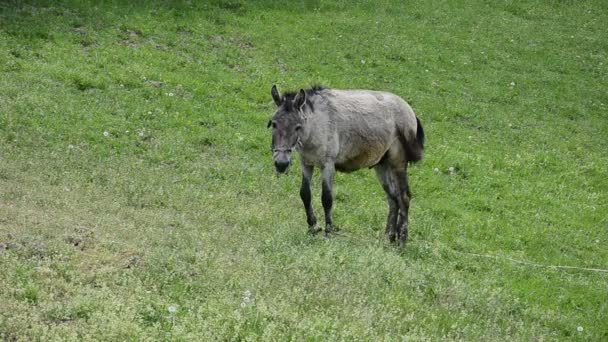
[268,85,425,246]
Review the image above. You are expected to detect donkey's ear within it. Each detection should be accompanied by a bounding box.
[294,89,306,111]
[271,85,282,106]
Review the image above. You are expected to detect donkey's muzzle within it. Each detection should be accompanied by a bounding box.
[274,160,290,173]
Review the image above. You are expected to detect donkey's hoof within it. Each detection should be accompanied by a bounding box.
[386,232,396,242]
[308,226,322,235]
[397,236,408,248]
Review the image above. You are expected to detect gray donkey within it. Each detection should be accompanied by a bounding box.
[268,85,425,246]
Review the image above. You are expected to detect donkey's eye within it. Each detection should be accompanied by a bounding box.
[295,125,302,131]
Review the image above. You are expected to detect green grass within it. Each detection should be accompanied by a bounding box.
[1,0,607,340]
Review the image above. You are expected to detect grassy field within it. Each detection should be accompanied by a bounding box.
[1,0,607,340]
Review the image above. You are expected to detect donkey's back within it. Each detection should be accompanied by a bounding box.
[308,88,423,172]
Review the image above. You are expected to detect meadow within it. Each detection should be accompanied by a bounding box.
[1,0,607,340]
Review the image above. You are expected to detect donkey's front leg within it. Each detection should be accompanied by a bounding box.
[321,163,335,236]
[300,164,319,234]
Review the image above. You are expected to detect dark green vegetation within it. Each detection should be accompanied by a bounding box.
[1,0,607,340]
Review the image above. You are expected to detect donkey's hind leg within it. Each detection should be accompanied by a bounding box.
[393,168,411,247]
[375,162,398,242]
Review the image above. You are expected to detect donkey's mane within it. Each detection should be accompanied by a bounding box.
[280,85,325,112]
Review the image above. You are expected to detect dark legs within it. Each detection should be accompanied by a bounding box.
[300,163,335,236]
[385,196,399,242]
[300,165,318,233]
[375,162,411,246]
[302,160,410,244]
[394,169,411,246]
[375,162,398,242]
[321,164,335,236]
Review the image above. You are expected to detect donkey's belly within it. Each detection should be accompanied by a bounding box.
[335,149,386,173]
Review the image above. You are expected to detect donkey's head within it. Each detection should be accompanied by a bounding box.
[268,85,307,174]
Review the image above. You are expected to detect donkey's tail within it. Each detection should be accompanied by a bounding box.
[404,116,425,163]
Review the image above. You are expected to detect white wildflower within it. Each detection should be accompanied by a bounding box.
[448,166,455,173]
[433,168,440,173]
[361,60,366,64]
[168,304,177,313]
[242,290,252,303]
[577,326,583,332]
[103,131,109,137]
[168,92,174,97]
[510,82,515,87]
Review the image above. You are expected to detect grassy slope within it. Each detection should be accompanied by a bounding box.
[1,0,607,340]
